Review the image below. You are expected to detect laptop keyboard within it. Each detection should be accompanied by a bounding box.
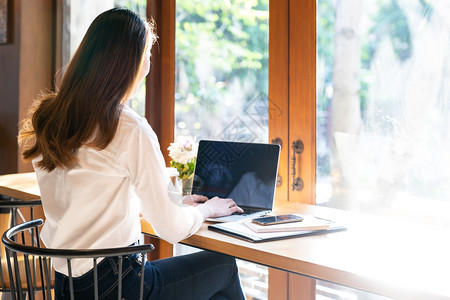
[233,209,264,216]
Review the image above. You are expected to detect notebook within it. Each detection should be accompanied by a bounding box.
[191,140,281,222]
[208,219,347,243]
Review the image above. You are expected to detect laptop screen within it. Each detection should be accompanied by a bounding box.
[191,140,280,210]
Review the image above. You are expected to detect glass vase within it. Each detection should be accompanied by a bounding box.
[182,176,194,196]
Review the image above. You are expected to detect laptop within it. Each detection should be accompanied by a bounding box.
[191,140,281,222]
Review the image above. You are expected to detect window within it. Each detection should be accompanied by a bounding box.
[175,1,269,298]
[315,1,450,296]
[115,0,147,115]
[62,0,147,116]
[175,0,269,143]
[316,0,450,223]
[151,0,449,298]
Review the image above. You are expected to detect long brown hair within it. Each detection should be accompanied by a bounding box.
[19,8,156,172]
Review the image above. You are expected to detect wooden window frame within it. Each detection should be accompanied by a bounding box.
[146,0,316,204]
[146,1,318,299]
[146,0,175,165]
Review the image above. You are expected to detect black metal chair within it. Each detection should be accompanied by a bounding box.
[2,219,154,300]
[0,197,42,297]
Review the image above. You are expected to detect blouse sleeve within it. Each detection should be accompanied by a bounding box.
[123,120,204,244]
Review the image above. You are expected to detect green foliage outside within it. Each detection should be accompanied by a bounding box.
[175,0,269,139]
[176,0,268,89]
[114,0,269,128]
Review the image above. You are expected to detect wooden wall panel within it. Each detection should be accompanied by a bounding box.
[0,0,20,175]
[17,0,54,173]
[0,0,54,175]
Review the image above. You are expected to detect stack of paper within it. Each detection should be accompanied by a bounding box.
[208,215,346,243]
[243,215,330,233]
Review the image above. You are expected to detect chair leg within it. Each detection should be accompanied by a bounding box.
[5,249,17,300]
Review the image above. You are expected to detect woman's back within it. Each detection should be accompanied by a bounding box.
[35,105,146,276]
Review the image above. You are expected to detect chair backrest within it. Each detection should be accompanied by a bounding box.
[0,199,42,292]
[2,219,154,300]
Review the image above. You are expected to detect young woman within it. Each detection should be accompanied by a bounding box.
[19,8,244,299]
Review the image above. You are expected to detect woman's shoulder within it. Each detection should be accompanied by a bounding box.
[118,106,152,133]
[119,105,145,125]
[114,105,157,144]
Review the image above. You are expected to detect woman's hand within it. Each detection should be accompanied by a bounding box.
[182,194,208,206]
[197,197,244,219]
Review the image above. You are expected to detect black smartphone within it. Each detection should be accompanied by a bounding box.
[251,214,304,226]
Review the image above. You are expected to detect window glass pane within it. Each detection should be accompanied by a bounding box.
[67,0,146,116]
[175,1,269,299]
[115,0,147,116]
[316,0,450,222]
[175,0,269,143]
[316,279,393,300]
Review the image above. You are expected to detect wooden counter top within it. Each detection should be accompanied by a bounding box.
[142,202,450,300]
[0,172,40,200]
[2,172,449,299]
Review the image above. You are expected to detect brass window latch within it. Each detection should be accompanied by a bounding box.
[271,137,304,191]
[291,139,304,191]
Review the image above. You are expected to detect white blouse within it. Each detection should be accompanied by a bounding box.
[33,105,204,276]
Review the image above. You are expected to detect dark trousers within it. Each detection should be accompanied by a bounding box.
[55,250,245,299]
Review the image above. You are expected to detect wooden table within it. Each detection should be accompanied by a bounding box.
[142,202,450,300]
[0,172,41,201]
[2,172,449,300]
[0,172,43,234]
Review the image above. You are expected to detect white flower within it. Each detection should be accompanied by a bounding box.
[168,136,198,164]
